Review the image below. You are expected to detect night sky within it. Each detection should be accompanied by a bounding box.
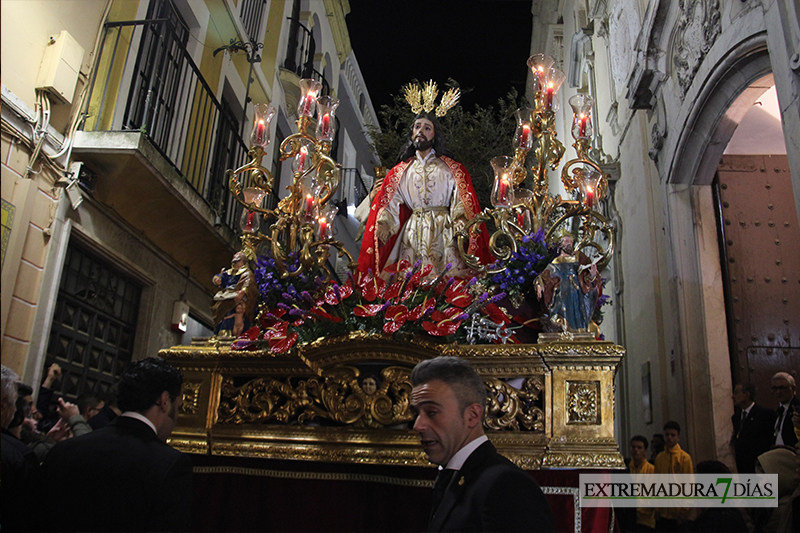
[345,1,534,113]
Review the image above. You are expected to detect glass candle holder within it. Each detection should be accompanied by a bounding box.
[318,202,338,239]
[514,108,534,151]
[297,79,323,118]
[579,167,602,209]
[292,138,314,174]
[240,187,265,233]
[527,54,556,94]
[569,94,594,140]
[490,156,516,208]
[315,96,339,142]
[250,103,276,149]
[536,68,567,112]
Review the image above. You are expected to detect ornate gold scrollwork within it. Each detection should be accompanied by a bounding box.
[181,381,202,415]
[484,376,545,431]
[566,380,600,424]
[217,365,413,428]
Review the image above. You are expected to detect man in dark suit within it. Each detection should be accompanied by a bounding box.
[731,382,775,473]
[410,356,554,533]
[41,358,192,532]
[771,371,799,447]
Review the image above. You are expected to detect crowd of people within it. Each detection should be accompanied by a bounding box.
[619,371,800,533]
[1,359,192,532]
[2,356,797,532]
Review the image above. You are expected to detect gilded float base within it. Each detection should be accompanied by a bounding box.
[161,333,624,469]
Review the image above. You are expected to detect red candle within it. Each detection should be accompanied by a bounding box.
[318,217,327,239]
[579,114,588,137]
[255,120,265,145]
[305,194,314,218]
[545,84,554,110]
[296,146,307,173]
[302,94,314,116]
[321,114,331,138]
[246,211,255,231]
[519,124,530,148]
[498,176,509,203]
[585,184,594,209]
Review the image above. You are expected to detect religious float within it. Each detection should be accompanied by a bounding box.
[161,56,623,532]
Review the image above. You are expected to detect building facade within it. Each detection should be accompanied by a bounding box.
[532,0,799,467]
[1,0,378,400]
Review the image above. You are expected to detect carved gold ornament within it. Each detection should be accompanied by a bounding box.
[404,80,460,117]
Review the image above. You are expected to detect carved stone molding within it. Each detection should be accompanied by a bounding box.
[674,0,722,96]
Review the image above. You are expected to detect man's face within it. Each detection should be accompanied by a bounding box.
[412,118,435,152]
[630,440,647,463]
[411,379,473,466]
[771,377,795,404]
[232,252,246,268]
[732,385,750,409]
[664,428,680,449]
[85,401,105,421]
[651,435,664,452]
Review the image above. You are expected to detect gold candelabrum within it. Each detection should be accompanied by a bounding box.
[458,53,615,276]
[226,79,357,278]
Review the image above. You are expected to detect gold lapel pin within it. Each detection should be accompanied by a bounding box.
[458,476,465,486]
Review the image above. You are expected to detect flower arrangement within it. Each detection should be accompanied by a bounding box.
[482,227,554,307]
[233,228,612,353]
[235,257,509,353]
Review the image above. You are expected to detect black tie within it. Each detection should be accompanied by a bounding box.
[774,405,785,437]
[431,469,456,517]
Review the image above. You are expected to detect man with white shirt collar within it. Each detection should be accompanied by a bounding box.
[731,382,775,473]
[41,357,192,532]
[771,371,799,447]
[410,356,553,533]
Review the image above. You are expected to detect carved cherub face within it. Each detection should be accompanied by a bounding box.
[362,377,377,396]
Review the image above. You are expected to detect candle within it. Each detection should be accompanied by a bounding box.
[585,184,594,209]
[498,176,509,204]
[296,146,308,173]
[579,114,588,137]
[545,83,554,110]
[305,194,314,219]
[302,94,314,116]
[321,114,331,138]
[519,124,530,149]
[255,120,265,145]
[318,217,327,239]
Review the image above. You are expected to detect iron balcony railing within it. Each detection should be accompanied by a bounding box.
[283,18,330,95]
[240,0,267,43]
[81,19,275,233]
[339,168,369,208]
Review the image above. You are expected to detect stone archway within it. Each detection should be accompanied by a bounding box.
[662,34,777,465]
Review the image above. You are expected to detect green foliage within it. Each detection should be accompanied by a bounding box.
[364,81,528,210]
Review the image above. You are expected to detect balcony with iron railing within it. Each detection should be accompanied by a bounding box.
[71,18,271,290]
[279,16,331,111]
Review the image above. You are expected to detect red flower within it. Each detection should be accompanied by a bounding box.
[482,303,511,324]
[445,280,473,308]
[354,304,384,317]
[383,260,411,274]
[263,321,298,353]
[270,332,298,353]
[422,319,460,336]
[422,308,465,336]
[383,304,408,334]
[308,307,342,322]
[241,326,261,341]
[407,297,435,321]
[384,280,403,301]
[409,264,434,286]
[264,321,289,340]
[357,271,386,302]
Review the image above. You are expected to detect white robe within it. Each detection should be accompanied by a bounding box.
[378,150,469,276]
